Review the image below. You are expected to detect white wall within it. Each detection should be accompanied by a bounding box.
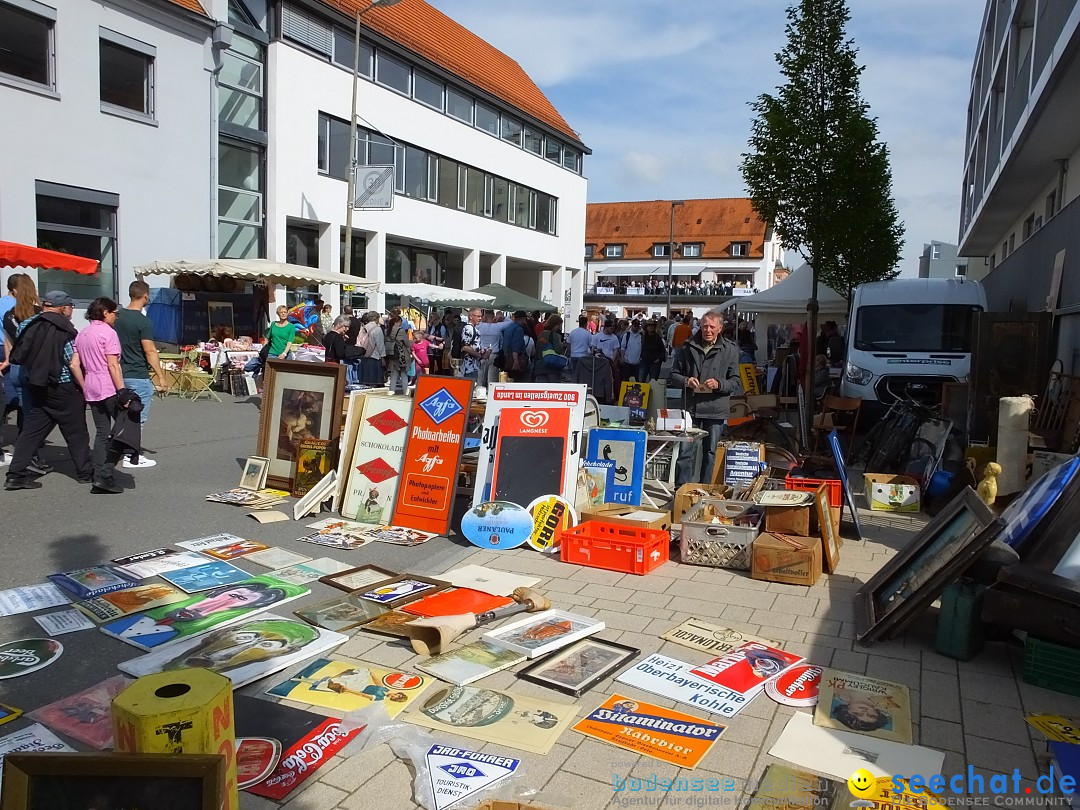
[267,40,587,311]
[0,0,215,326]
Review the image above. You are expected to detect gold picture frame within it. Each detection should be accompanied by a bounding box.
[256,359,346,490]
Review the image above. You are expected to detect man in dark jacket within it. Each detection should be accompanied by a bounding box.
[323,315,364,383]
[669,310,743,485]
[5,290,92,490]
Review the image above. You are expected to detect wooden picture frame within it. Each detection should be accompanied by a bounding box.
[238,455,270,491]
[853,487,1004,644]
[318,565,397,593]
[815,484,841,574]
[0,753,225,809]
[256,359,346,490]
[517,637,639,696]
[354,575,450,608]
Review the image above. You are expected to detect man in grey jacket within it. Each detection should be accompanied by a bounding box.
[669,310,743,485]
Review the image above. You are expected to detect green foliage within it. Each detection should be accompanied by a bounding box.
[741,0,904,296]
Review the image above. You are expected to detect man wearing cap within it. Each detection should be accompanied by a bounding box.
[5,290,92,490]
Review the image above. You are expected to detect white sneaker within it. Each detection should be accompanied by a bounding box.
[0,451,11,466]
[123,457,157,469]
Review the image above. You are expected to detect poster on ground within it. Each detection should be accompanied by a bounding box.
[267,658,430,716]
[813,668,912,745]
[615,653,755,719]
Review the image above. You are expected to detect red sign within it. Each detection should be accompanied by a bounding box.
[245,719,359,800]
[384,672,424,690]
[763,664,823,707]
[490,407,570,508]
[391,376,474,535]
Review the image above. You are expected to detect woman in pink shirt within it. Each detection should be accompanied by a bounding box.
[73,297,125,493]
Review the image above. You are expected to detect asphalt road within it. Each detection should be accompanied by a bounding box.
[0,390,477,719]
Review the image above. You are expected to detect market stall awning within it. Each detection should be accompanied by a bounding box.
[718,263,847,315]
[470,283,556,312]
[134,259,379,290]
[382,282,494,304]
[0,241,99,275]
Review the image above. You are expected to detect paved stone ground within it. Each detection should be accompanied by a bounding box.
[0,395,1075,809]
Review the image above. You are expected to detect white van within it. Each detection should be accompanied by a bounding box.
[840,278,987,404]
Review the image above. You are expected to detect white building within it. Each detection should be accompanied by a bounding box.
[0,0,217,321]
[959,0,1080,365]
[0,0,588,329]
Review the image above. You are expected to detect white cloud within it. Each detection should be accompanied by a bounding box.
[429,0,984,275]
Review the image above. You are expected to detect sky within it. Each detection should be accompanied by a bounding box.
[427,0,984,277]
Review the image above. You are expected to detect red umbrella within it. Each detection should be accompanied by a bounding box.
[0,241,98,275]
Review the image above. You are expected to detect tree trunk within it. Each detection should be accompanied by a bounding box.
[805,265,820,450]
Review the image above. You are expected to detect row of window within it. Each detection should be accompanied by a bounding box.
[317,113,558,235]
[280,2,583,175]
[585,242,748,259]
[1,1,155,120]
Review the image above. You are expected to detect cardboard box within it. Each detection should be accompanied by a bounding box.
[763,500,813,535]
[863,473,921,512]
[673,483,732,524]
[655,409,691,431]
[1030,451,1073,483]
[751,532,822,586]
[579,504,671,533]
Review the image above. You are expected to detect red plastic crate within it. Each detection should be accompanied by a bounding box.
[560,520,669,576]
[784,475,842,508]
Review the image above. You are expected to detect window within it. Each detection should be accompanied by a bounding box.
[476,102,499,136]
[491,177,509,221]
[931,243,941,259]
[501,116,522,147]
[404,145,427,199]
[0,1,55,90]
[413,69,443,110]
[219,35,263,130]
[219,139,263,258]
[317,112,351,180]
[100,34,155,118]
[653,244,671,258]
[511,183,529,226]
[731,242,749,257]
[340,229,368,310]
[605,244,624,258]
[955,262,967,277]
[1009,233,1015,253]
[562,147,580,172]
[545,138,562,164]
[446,87,473,123]
[36,184,118,301]
[464,167,484,215]
[437,157,457,208]
[281,3,332,56]
[1002,240,1010,259]
[285,222,320,306]
[853,303,980,353]
[536,193,556,235]
[1047,190,1058,219]
[585,245,595,259]
[523,127,543,154]
[375,51,409,94]
[332,28,372,76]
[682,243,702,257]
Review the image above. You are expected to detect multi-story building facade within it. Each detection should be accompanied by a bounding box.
[917,241,968,279]
[0,0,588,325]
[584,198,780,319]
[959,0,1080,365]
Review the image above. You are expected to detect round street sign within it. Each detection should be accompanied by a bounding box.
[0,638,64,680]
[764,663,822,707]
[461,501,533,549]
[526,495,577,553]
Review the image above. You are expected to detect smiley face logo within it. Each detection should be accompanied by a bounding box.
[847,769,878,800]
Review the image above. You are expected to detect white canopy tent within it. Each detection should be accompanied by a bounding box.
[380,282,494,305]
[134,259,380,290]
[720,264,849,364]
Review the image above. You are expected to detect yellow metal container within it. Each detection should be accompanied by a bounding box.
[112,668,237,810]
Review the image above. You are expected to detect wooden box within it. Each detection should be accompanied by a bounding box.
[751,532,822,586]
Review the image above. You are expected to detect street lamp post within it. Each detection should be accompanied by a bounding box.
[666,200,684,316]
[343,0,401,283]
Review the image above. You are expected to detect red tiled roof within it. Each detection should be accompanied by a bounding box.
[322,0,581,145]
[165,0,209,16]
[586,198,768,260]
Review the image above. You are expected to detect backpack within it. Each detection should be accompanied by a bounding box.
[449,323,464,359]
[356,323,373,356]
[391,327,409,367]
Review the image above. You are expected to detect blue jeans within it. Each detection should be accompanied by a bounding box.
[244,355,262,373]
[675,419,728,486]
[123,378,154,426]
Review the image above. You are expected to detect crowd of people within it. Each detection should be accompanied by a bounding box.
[600,279,758,297]
[0,277,167,494]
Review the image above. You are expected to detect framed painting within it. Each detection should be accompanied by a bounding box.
[239,456,270,491]
[0,753,225,810]
[319,565,397,593]
[256,359,346,490]
[814,484,841,574]
[517,637,638,696]
[853,487,1004,644]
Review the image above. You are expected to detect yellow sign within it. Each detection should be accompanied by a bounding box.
[846,775,949,809]
[1026,714,1080,744]
[739,363,760,396]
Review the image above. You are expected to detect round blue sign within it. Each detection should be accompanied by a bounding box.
[999,456,1080,548]
[461,501,533,549]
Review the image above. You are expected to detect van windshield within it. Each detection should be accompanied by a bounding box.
[853,304,980,352]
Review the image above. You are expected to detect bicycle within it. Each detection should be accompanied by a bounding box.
[853,381,949,476]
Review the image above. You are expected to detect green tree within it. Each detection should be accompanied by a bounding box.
[741,0,903,435]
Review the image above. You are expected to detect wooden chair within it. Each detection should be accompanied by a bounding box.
[811,394,862,453]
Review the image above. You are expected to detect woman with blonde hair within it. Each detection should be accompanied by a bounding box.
[0,275,50,474]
